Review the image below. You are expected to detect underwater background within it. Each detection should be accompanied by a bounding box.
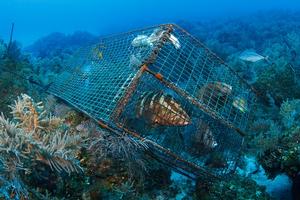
[1,0,300,200]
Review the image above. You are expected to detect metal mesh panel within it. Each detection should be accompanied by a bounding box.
[148,25,256,133]
[48,24,256,179]
[49,26,164,121]
[117,73,243,176]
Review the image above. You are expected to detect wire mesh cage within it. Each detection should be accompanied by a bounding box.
[48,24,256,180]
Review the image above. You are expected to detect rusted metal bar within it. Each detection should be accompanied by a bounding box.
[116,123,219,180]
[110,65,148,122]
[143,24,174,65]
[111,24,174,122]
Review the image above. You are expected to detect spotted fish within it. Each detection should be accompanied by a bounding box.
[136,91,190,126]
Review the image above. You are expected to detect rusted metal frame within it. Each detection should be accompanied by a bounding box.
[47,93,217,179]
[171,24,263,118]
[144,68,247,137]
[110,64,147,122]
[50,93,199,179]
[117,124,219,180]
[147,147,218,180]
[99,24,174,46]
[47,24,239,180]
[97,120,202,180]
[110,24,173,122]
[144,24,174,65]
[146,151,199,180]
[108,24,220,180]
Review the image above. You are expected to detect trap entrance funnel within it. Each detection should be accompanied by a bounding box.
[48,24,256,179]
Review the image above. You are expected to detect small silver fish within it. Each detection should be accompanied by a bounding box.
[239,50,267,62]
[136,91,190,126]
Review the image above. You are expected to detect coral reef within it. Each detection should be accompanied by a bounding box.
[26,31,98,59]
[78,122,151,199]
[0,40,36,114]
[25,32,98,91]
[253,63,300,106]
[247,118,283,156]
[258,126,300,179]
[280,99,300,129]
[195,174,270,200]
[248,99,300,181]
[0,94,82,199]
[3,10,300,199]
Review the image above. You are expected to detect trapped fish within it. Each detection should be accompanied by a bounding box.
[91,46,104,60]
[205,152,228,168]
[129,53,142,68]
[187,119,218,156]
[169,33,181,49]
[197,82,232,109]
[131,35,151,47]
[239,50,268,62]
[232,96,248,113]
[135,91,190,126]
[131,28,181,49]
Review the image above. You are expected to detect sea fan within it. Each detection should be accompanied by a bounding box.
[89,130,148,160]
[0,114,28,199]
[3,94,83,175]
[9,93,46,132]
[0,94,86,198]
[36,130,82,174]
[280,99,300,128]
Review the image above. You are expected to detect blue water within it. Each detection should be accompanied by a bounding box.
[0,0,300,46]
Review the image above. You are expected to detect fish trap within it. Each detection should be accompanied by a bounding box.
[48,24,256,180]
